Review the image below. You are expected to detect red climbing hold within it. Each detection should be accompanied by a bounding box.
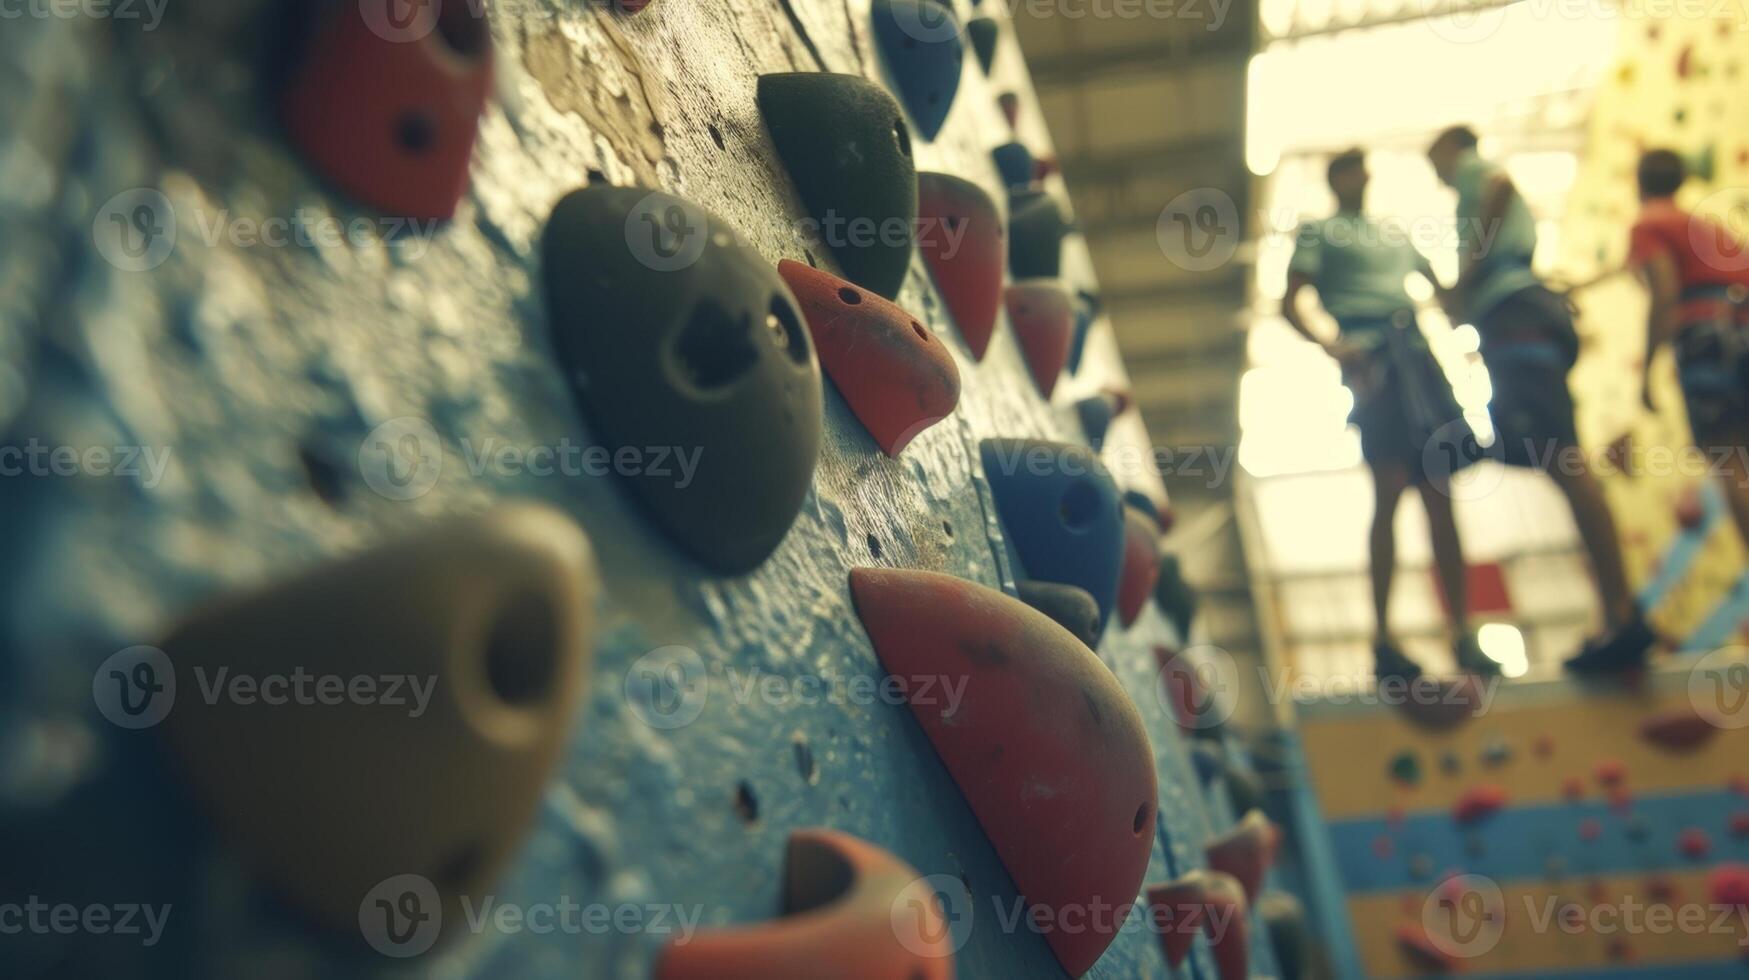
[1117,505,1162,628]
[1639,708,1719,752]
[1708,864,1749,908]
[1394,922,1457,972]
[1562,776,1585,801]
[917,173,1005,361]
[1103,386,1133,415]
[1146,874,1208,967]
[1205,809,1279,902]
[1595,759,1627,787]
[1034,156,1061,181]
[281,0,493,220]
[1579,817,1602,842]
[1732,811,1749,837]
[1372,835,1395,860]
[1453,784,1508,825]
[1004,281,1074,397]
[997,92,1020,129]
[1646,874,1679,902]
[1608,786,1634,814]
[778,261,960,456]
[654,829,954,978]
[1679,827,1712,860]
[1676,486,1705,528]
[1200,871,1252,980]
[616,0,653,10]
[1534,734,1554,758]
[848,567,1158,977]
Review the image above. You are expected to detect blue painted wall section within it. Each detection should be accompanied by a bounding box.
[0,3,1283,979]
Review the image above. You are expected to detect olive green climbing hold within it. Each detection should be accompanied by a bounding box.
[1388,751,1421,786]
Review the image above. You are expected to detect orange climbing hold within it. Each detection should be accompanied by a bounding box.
[654,829,954,978]
[1453,784,1509,825]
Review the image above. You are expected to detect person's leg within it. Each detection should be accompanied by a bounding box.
[1416,479,1470,628]
[1545,452,1637,630]
[1370,463,1411,642]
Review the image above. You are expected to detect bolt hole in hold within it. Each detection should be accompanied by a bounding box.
[867,534,883,559]
[838,286,863,305]
[434,0,491,58]
[586,168,608,185]
[484,591,559,705]
[942,520,953,538]
[911,321,929,341]
[735,781,760,823]
[1133,802,1152,836]
[708,123,726,151]
[395,110,438,154]
[893,118,912,159]
[1059,480,1099,531]
[804,249,818,267]
[768,296,810,365]
[673,300,759,391]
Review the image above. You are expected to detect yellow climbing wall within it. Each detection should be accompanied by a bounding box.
[1557,10,1749,641]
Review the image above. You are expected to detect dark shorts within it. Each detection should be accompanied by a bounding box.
[1674,287,1749,446]
[1342,313,1474,480]
[1477,286,1581,468]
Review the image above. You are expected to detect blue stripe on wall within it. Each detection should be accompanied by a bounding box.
[1326,789,1747,893]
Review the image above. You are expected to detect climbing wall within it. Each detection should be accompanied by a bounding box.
[1299,668,1749,978]
[1555,10,1749,647]
[0,1,1289,977]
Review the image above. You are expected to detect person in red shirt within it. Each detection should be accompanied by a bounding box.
[1628,149,1749,553]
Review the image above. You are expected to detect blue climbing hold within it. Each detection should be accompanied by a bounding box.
[870,0,964,142]
[992,141,1034,189]
[981,437,1125,630]
[1075,393,1118,449]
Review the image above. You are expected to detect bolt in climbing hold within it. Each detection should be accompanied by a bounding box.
[1117,505,1162,628]
[916,172,1005,360]
[157,505,597,940]
[870,0,965,142]
[1017,581,1102,650]
[654,829,954,978]
[541,186,823,573]
[1004,280,1074,397]
[280,0,493,220]
[778,260,959,456]
[759,73,918,300]
[981,438,1125,630]
[848,567,1158,976]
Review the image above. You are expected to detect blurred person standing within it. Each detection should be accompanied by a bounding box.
[1283,149,1498,683]
[1626,149,1749,550]
[1428,126,1652,674]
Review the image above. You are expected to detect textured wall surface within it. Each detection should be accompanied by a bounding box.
[0,2,1277,977]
